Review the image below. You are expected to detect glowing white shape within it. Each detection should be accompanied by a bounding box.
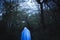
[0,13,2,16]
[21,27,31,40]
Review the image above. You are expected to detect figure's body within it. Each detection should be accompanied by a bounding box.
[21,27,31,40]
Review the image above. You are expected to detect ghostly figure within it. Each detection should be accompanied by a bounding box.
[21,27,31,40]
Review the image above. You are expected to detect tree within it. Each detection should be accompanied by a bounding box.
[35,0,60,40]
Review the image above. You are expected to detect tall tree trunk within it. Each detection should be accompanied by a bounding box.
[40,3,45,31]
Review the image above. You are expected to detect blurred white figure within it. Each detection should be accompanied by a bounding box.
[21,27,31,40]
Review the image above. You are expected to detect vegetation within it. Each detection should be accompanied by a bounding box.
[0,0,60,40]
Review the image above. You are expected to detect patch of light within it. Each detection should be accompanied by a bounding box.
[0,13,2,20]
[32,12,35,14]
[26,10,32,13]
[19,0,39,14]
[25,0,29,2]
[22,21,26,23]
[0,13,2,16]
[28,14,31,16]
[27,0,38,10]
[40,0,43,2]
[20,1,38,10]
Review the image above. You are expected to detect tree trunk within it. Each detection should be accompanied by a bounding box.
[40,3,45,31]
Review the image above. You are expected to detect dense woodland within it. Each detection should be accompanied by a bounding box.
[0,0,60,40]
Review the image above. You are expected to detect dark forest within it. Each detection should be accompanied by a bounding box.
[0,0,60,40]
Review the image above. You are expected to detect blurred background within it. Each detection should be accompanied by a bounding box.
[0,0,60,40]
